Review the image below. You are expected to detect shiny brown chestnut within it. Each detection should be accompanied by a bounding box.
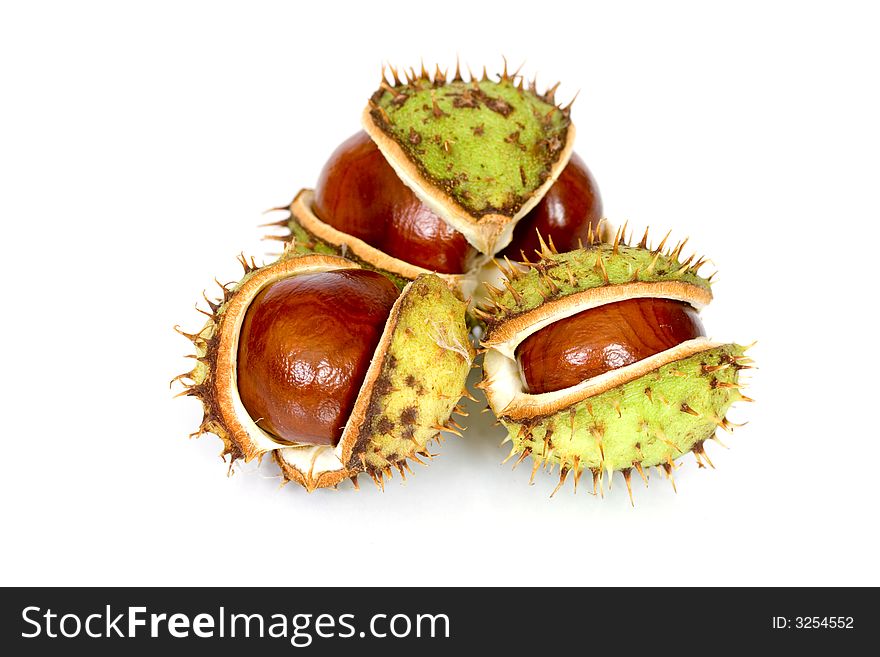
[236,269,399,446]
[498,152,603,260]
[516,298,705,394]
[313,132,602,270]
[314,131,477,274]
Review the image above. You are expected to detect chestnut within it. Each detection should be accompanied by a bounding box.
[312,131,602,272]
[237,269,399,446]
[516,298,705,394]
[313,131,477,274]
[498,152,602,260]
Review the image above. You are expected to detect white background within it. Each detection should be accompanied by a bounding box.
[2,1,878,587]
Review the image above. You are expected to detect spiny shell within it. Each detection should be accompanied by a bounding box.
[363,61,576,255]
[479,229,752,501]
[174,248,474,492]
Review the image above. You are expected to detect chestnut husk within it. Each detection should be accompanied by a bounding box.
[175,249,474,491]
[478,228,753,501]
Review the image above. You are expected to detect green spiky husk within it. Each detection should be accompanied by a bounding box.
[349,273,474,474]
[369,76,570,217]
[481,242,711,332]
[499,344,748,478]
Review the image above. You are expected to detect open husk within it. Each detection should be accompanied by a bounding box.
[175,249,474,491]
[478,228,753,501]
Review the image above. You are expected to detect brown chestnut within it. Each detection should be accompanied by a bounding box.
[313,131,478,274]
[516,298,705,394]
[314,132,601,270]
[498,152,602,260]
[236,269,399,446]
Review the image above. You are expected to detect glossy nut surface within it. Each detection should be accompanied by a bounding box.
[313,131,477,274]
[237,269,399,446]
[499,152,602,260]
[516,298,705,394]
